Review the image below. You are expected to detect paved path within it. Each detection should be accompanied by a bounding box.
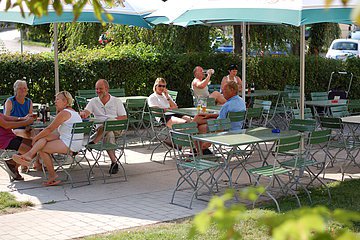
[0,142,358,240]
[0,29,50,54]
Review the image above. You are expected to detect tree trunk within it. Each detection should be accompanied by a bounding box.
[233,25,242,54]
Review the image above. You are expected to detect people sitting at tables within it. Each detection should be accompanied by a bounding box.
[221,64,242,93]
[0,113,34,180]
[12,91,83,186]
[80,79,127,175]
[192,81,246,154]
[192,66,226,105]
[148,77,190,128]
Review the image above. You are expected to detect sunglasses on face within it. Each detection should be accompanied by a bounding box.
[157,85,166,88]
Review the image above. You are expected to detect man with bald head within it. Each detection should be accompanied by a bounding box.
[80,79,127,174]
[192,66,226,105]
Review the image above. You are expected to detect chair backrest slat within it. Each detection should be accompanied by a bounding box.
[172,122,199,134]
[227,111,246,123]
[311,92,328,101]
[167,90,178,102]
[277,135,301,153]
[330,105,349,118]
[308,129,331,145]
[104,119,128,131]
[319,116,342,130]
[289,119,316,132]
[207,118,231,132]
[108,88,126,97]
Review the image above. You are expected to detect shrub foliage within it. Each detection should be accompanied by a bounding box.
[0,44,356,107]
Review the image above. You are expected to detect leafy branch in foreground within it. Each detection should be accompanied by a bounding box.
[4,0,124,23]
[190,188,360,240]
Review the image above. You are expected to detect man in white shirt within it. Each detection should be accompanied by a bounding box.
[80,79,127,174]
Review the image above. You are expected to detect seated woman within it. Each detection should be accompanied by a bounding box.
[192,66,226,105]
[148,78,190,128]
[12,91,83,186]
[221,64,242,93]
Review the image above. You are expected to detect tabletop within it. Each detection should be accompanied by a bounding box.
[119,96,147,102]
[169,107,220,117]
[341,115,360,124]
[192,127,299,147]
[243,90,280,98]
[304,99,347,107]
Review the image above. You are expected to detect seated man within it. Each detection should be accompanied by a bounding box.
[192,66,226,105]
[80,79,127,174]
[0,113,34,180]
[193,81,246,153]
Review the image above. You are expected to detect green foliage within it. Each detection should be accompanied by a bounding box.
[18,24,51,44]
[0,192,33,211]
[0,45,358,107]
[191,189,360,240]
[309,23,341,55]
[107,24,211,53]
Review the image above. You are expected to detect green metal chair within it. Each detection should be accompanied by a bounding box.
[167,90,178,102]
[284,85,300,93]
[169,130,222,209]
[292,108,314,120]
[208,84,221,93]
[109,88,126,97]
[52,121,94,187]
[87,119,128,183]
[253,99,272,127]
[125,98,147,144]
[311,92,328,101]
[207,118,231,132]
[148,107,171,164]
[319,116,360,180]
[330,105,350,118]
[77,89,97,100]
[248,135,302,212]
[0,149,18,181]
[227,111,246,129]
[75,96,88,112]
[245,107,263,128]
[288,119,316,133]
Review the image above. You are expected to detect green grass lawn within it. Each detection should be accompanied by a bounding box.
[22,40,50,48]
[0,192,33,215]
[85,179,360,240]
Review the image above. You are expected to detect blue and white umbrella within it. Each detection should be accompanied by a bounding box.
[147,0,357,119]
[0,0,163,93]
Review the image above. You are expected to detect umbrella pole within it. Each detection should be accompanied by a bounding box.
[241,22,246,99]
[300,25,305,120]
[54,23,59,94]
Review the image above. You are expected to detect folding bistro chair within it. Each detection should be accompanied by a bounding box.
[169,130,222,209]
[52,121,94,187]
[148,107,172,164]
[292,108,314,120]
[248,135,302,212]
[75,96,88,112]
[319,116,360,180]
[125,98,147,144]
[227,111,246,129]
[245,107,263,128]
[0,149,18,181]
[330,105,350,118]
[253,99,272,127]
[87,119,128,183]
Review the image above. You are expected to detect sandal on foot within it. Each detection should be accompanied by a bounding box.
[12,155,31,168]
[42,180,61,187]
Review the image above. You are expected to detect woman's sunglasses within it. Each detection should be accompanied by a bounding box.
[157,85,166,88]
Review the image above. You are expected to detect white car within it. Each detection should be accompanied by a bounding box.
[326,39,360,60]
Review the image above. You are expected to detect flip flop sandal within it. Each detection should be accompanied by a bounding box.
[42,180,61,187]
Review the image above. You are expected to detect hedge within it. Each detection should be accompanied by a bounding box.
[0,44,356,108]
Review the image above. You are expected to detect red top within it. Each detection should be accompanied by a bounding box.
[0,114,16,149]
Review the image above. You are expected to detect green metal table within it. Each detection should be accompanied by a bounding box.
[192,127,299,189]
[243,90,280,98]
[168,107,220,117]
[305,99,347,116]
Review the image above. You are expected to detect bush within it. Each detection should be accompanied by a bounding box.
[0,44,352,107]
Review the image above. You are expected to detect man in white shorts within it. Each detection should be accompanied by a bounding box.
[80,79,127,174]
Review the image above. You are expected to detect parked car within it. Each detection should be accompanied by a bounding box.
[326,39,360,60]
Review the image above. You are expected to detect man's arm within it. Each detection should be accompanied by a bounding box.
[193,74,211,89]
[80,109,91,119]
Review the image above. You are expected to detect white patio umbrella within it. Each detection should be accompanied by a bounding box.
[0,0,164,93]
[146,0,357,119]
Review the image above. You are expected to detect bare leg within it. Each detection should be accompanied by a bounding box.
[166,116,187,128]
[39,139,68,182]
[210,91,226,105]
[92,127,104,143]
